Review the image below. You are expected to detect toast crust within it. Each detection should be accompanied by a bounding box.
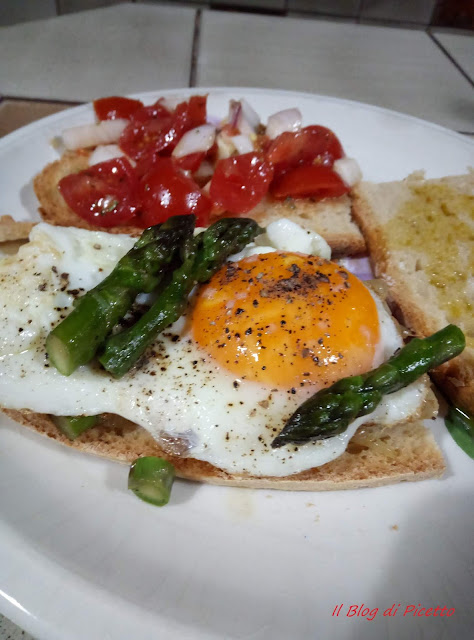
[352,172,474,413]
[2,384,443,491]
[0,216,35,242]
[33,150,366,254]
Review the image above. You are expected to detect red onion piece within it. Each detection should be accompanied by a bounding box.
[62,119,128,150]
[333,157,362,187]
[172,124,216,158]
[88,144,124,166]
[266,108,302,139]
[338,256,374,281]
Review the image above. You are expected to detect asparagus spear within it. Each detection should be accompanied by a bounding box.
[272,324,465,448]
[46,215,196,376]
[128,456,175,506]
[51,414,99,440]
[100,218,263,378]
[445,405,474,459]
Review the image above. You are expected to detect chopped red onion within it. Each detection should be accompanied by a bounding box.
[172,124,216,158]
[230,134,254,155]
[338,256,374,281]
[88,144,124,166]
[266,108,302,139]
[333,157,362,187]
[62,119,128,150]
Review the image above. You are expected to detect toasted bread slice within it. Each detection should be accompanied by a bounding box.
[3,382,443,491]
[33,150,366,254]
[33,151,141,235]
[247,194,365,256]
[0,215,35,242]
[352,172,474,414]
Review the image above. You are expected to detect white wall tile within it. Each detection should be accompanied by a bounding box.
[0,0,56,26]
[59,1,123,15]
[211,0,285,9]
[140,0,207,5]
[288,1,360,18]
[0,3,196,101]
[360,0,436,25]
[196,10,474,131]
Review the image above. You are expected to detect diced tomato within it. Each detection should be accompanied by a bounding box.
[119,101,173,161]
[58,158,140,227]
[93,96,144,121]
[266,126,344,179]
[119,95,208,163]
[270,165,350,200]
[139,157,211,227]
[186,95,207,129]
[135,150,206,183]
[162,96,208,153]
[174,152,206,172]
[209,153,273,215]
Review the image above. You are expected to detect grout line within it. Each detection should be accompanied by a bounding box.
[189,9,202,88]
[288,11,359,24]
[0,96,82,105]
[428,30,474,88]
[275,11,428,30]
[210,3,285,17]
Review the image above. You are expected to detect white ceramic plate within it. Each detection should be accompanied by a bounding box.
[0,89,473,640]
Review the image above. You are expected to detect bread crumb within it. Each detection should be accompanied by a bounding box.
[390,524,399,531]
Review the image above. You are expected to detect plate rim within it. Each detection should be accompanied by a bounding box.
[0,86,473,640]
[0,86,473,154]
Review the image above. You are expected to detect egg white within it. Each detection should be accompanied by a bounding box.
[0,224,430,477]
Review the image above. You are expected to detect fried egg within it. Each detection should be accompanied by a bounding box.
[0,223,430,477]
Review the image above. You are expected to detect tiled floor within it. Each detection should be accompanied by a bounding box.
[196,10,474,131]
[431,30,474,82]
[0,3,473,639]
[1,3,473,134]
[0,3,196,101]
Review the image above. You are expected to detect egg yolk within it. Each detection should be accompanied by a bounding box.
[192,252,380,389]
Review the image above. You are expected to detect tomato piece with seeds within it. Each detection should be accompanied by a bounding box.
[267,125,344,179]
[270,164,349,199]
[58,157,140,227]
[139,157,211,227]
[93,96,144,121]
[210,152,273,214]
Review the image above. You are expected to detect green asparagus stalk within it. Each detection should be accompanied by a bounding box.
[445,405,474,459]
[100,218,263,378]
[128,456,175,506]
[51,414,99,440]
[46,215,196,376]
[272,325,466,448]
